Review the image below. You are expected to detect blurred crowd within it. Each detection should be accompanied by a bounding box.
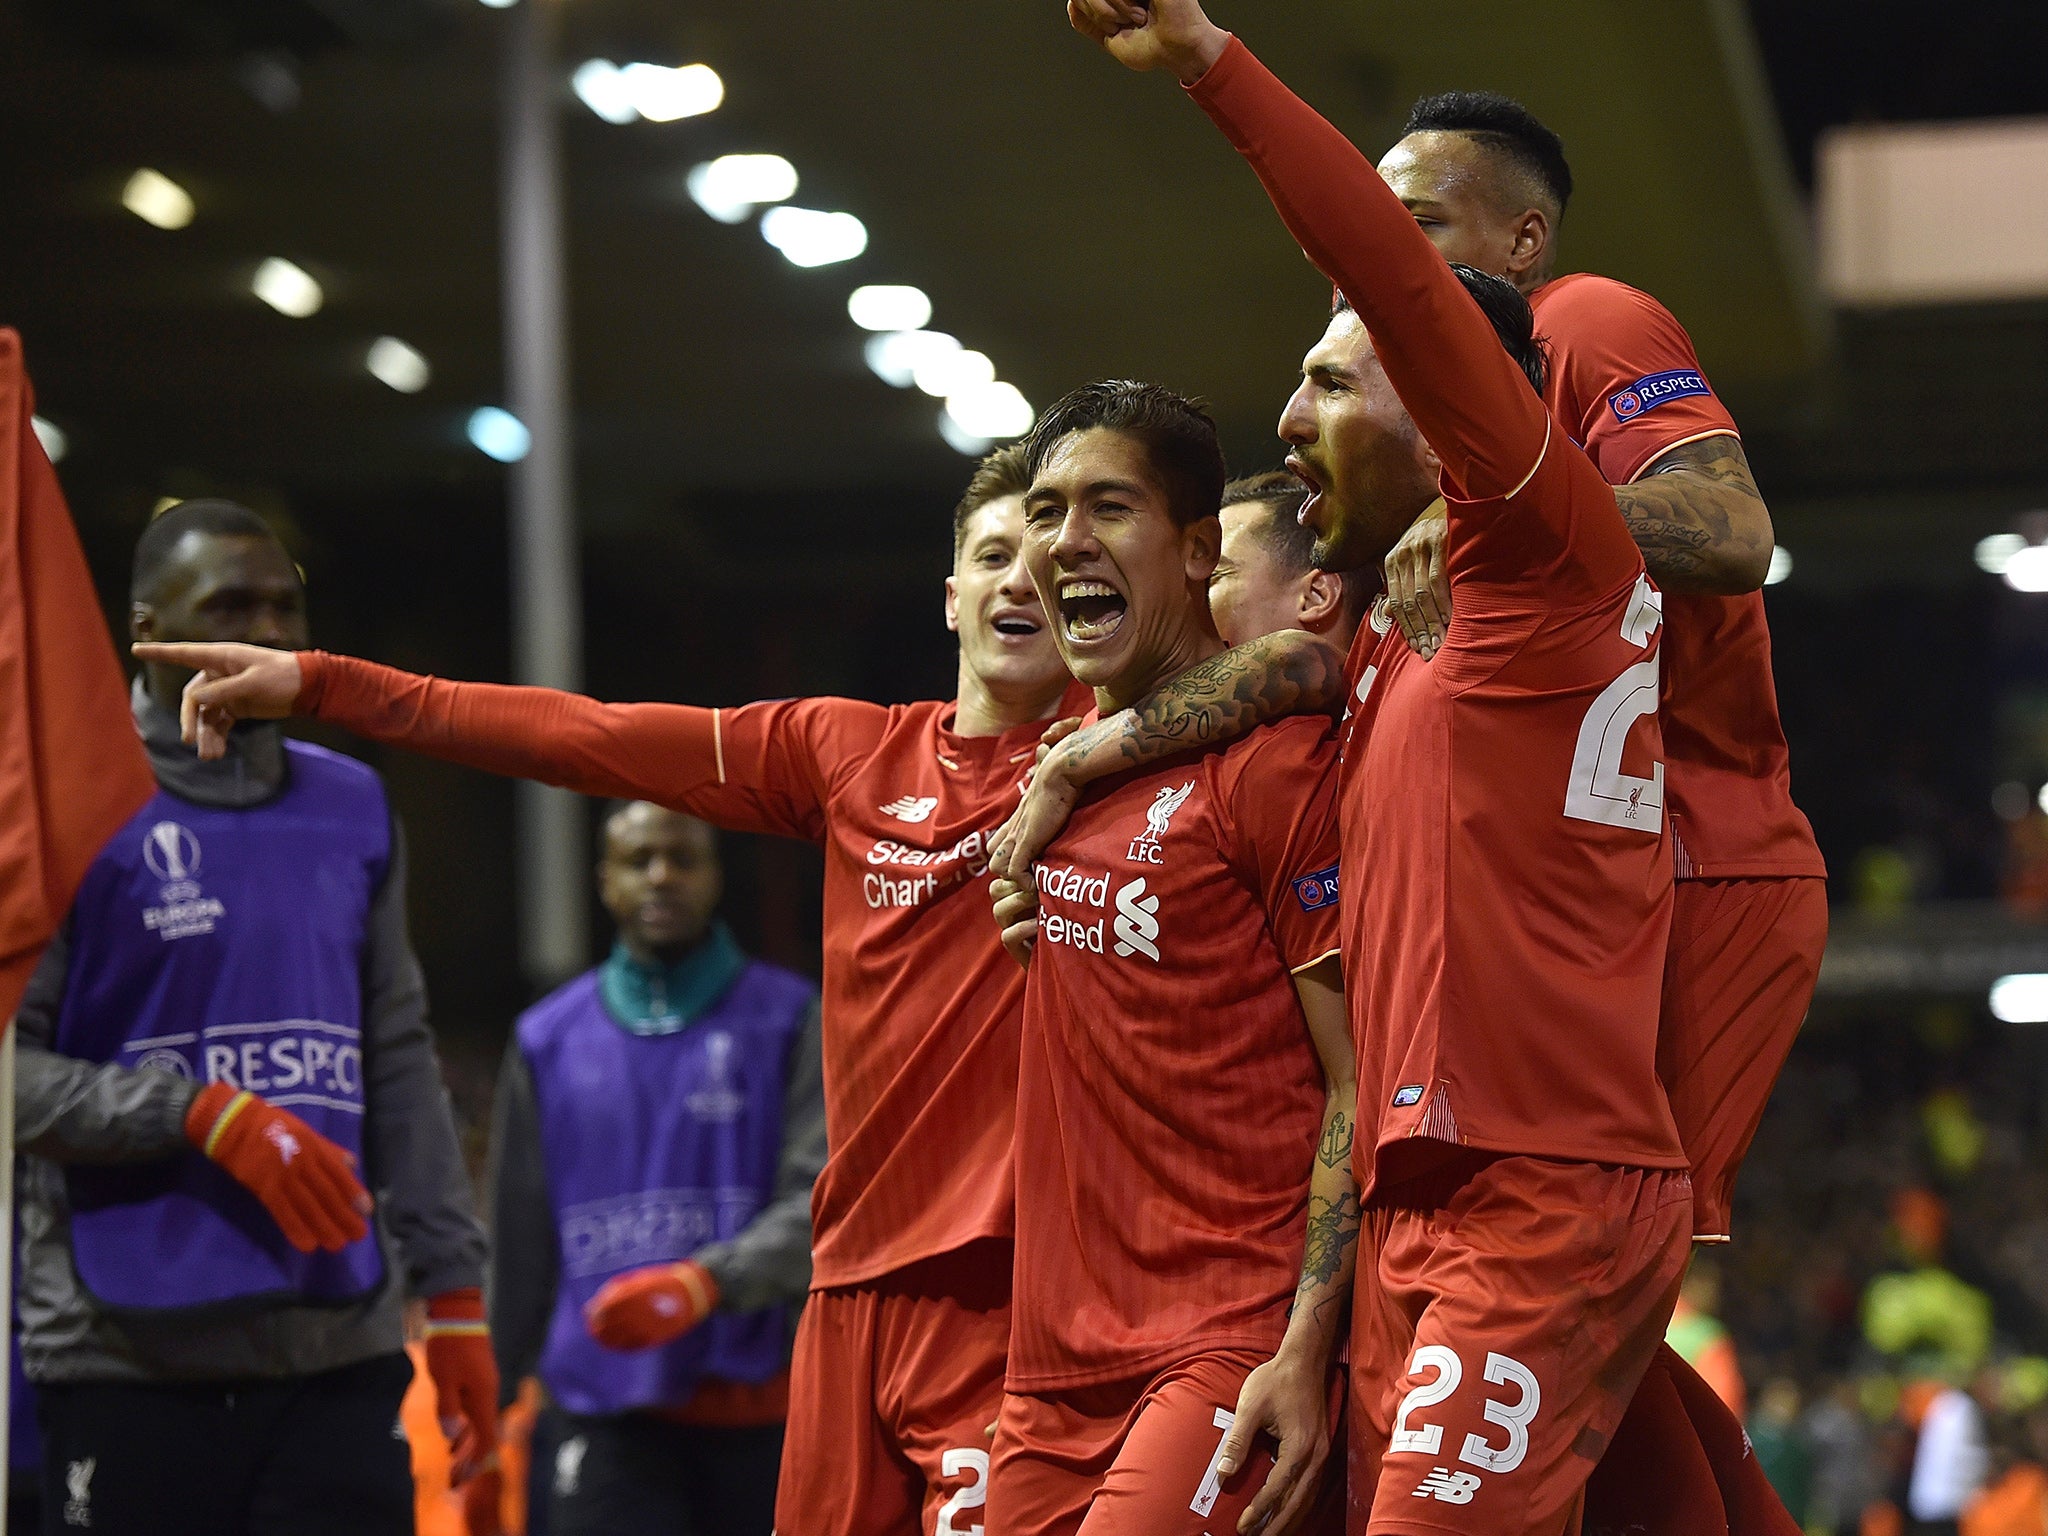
[1670,1006,2048,1534]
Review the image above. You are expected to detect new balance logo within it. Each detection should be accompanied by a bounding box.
[880,795,939,823]
[1414,1467,1482,1504]
[264,1122,301,1164]
[1111,877,1160,962]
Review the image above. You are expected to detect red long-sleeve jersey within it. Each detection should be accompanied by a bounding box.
[298,652,1091,1288]
[1010,714,1342,1392]
[1533,274,1823,880]
[1191,39,1685,1192]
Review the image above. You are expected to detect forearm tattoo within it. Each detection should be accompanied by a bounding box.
[1108,630,1348,770]
[1317,1107,1354,1169]
[1297,1189,1362,1326]
[1612,434,1771,594]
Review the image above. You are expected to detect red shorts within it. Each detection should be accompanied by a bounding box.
[1349,1154,1690,1535]
[988,1347,1341,1536]
[1659,876,1827,1239]
[777,1240,1011,1536]
[1582,1344,1802,1536]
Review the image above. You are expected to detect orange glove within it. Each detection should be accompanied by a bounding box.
[425,1288,500,1484]
[584,1259,720,1350]
[460,1460,504,1536]
[184,1082,371,1253]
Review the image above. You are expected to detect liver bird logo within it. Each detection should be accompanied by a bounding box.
[1145,781,1194,839]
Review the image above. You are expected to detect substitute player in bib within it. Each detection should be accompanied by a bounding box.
[1372,90,1827,1253]
[988,381,1351,1536]
[1069,4,1694,1528]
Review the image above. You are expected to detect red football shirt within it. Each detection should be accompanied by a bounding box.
[1532,273,1824,880]
[1008,714,1341,1392]
[298,652,1092,1288]
[1193,40,1685,1191]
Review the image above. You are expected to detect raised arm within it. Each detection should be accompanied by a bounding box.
[1071,0,1551,500]
[987,627,1345,880]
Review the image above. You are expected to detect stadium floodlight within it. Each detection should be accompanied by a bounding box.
[848,285,932,333]
[1976,532,2027,575]
[251,258,322,318]
[467,406,531,463]
[938,412,995,458]
[945,381,1034,441]
[687,155,798,225]
[477,0,518,8]
[2005,545,2048,593]
[1991,974,2048,1024]
[30,415,68,463]
[864,330,958,389]
[619,62,723,123]
[367,337,431,394]
[914,347,993,400]
[1765,547,1792,586]
[121,168,194,230]
[759,207,867,268]
[571,60,637,124]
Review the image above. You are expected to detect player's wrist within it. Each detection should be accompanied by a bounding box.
[1167,24,1231,85]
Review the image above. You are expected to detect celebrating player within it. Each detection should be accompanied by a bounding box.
[1068,4,1697,1528]
[135,449,1344,1536]
[1207,471,1370,653]
[1373,89,1827,1252]
[990,381,1350,1536]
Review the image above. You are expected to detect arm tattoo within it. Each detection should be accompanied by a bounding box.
[1110,630,1347,771]
[1611,433,1773,596]
[1297,1190,1361,1326]
[1317,1108,1353,1170]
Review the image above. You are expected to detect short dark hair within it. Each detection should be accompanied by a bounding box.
[1403,90,1572,218]
[1221,471,1375,625]
[951,443,1033,558]
[130,498,286,602]
[1021,380,1226,529]
[1332,264,1547,396]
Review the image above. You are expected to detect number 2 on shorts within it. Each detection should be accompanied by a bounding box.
[936,1448,988,1536]
[1389,1346,1542,1476]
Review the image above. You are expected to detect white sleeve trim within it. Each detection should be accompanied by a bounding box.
[1504,413,1551,501]
[1289,946,1342,976]
[713,708,726,785]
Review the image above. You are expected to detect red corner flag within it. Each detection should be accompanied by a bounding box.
[0,330,154,1027]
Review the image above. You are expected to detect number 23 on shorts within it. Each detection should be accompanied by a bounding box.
[1388,1345,1543,1479]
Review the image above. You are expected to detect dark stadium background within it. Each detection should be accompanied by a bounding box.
[10,3,2048,1494]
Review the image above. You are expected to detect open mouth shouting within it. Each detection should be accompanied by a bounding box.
[989,605,1044,643]
[1284,453,1326,533]
[1057,577,1128,646]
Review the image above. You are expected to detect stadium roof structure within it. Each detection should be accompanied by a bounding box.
[0,0,2040,544]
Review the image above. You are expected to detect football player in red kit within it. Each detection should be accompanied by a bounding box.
[141,454,1088,1536]
[1066,4,1697,1529]
[1373,89,1826,1255]
[987,382,1352,1536]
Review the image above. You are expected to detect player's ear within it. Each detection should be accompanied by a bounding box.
[1183,515,1221,583]
[1298,569,1342,632]
[943,575,962,635]
[130,601,155,642]
[1510,207,1550,283]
